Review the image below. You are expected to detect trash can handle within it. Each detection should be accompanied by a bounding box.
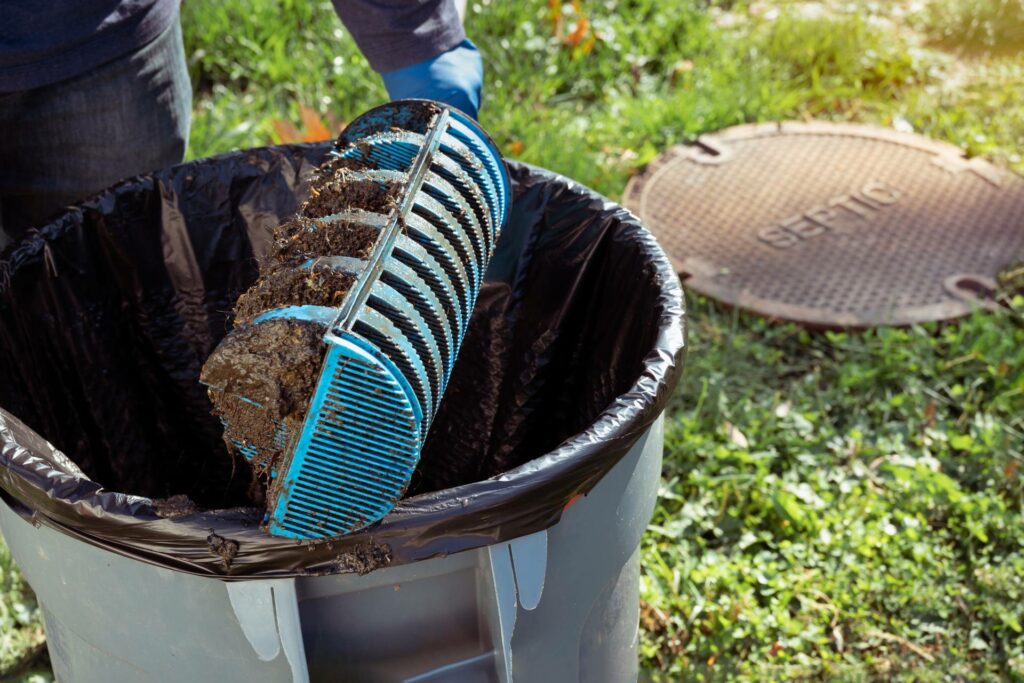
[227,579,310,683]
[487,530,548,682]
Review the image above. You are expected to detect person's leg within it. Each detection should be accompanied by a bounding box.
[0,18,192,246]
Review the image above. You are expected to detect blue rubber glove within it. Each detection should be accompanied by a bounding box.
[381,39,484,120]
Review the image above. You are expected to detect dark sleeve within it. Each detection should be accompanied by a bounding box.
[331,0,466,73]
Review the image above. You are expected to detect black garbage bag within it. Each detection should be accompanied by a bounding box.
[0,143,685,577]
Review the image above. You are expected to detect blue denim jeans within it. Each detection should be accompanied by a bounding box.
[0,19,191,248]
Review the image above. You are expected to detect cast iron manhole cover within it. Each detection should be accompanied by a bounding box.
[624,122,1024,326]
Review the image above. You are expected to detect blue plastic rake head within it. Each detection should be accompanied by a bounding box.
[205,101,510,539]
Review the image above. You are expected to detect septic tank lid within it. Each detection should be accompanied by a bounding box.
[624,121,1024,327]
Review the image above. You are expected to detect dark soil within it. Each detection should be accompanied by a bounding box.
[329,542,394,575]
[206,530,240,571]
[201,317,326,451]
[270,217,381,268]
[234,263,356,324]
[202,318,332,499]
[300,169,398,219]
[151,494,198,519]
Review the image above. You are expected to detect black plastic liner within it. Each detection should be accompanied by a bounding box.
[0,143,685,577]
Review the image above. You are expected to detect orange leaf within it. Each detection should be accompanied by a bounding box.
[507,140,525,156]
[272,119,303,144]
[1006,460,1021,479]
[564,16,589,46]
[299,105,332,142]
[707,654,717,667]
[922,400,937,428]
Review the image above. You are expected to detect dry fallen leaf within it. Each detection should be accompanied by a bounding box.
[548,0,595,55]
[1005,460,1020,479]
[299,105,332,142]
[271,105,336,144]
[272,119,303,144]
[564,17,590,47]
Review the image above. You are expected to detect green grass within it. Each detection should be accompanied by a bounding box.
[3,0,1024,679]
[644,298,1024,680]
[0,542,45,679]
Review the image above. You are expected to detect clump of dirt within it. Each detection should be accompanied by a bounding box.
[151,494,198,519]
[202,316,327,507]
[206,530,240,571]
[201,317,326,440]
[269,217,381,268]
[301,169,398,219]
[234,263,356,324]
[329,542,394,575]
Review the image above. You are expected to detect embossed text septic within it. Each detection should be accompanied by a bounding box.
[757,180,902,249]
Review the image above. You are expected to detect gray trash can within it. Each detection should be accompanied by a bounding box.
[0,145,685,683]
